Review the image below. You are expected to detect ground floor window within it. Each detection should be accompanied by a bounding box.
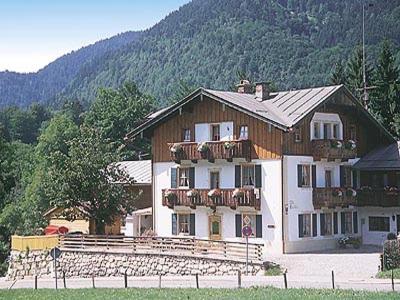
[298,214,311,238]
[341,211,355,234]
[172,213,195,236]
[235,214,262,238]
[369,216,390,232]
[320,212,333,236]
[242,214,256,237]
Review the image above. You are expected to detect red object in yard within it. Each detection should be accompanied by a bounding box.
[44,225,69,235]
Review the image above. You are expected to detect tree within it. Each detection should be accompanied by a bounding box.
[45,126,138,234]
[168,80,196,104]
[330,60,347,85]
[85,82,155,159]
[370,40,400,135]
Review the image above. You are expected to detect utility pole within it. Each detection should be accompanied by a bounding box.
[362,2,368,109]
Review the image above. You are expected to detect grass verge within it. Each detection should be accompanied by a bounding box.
[377,268,400,279]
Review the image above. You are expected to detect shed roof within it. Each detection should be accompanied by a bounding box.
[116,160,152,184]
[353,142,400,171]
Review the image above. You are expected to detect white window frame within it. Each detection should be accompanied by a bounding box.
[300,164,311,188]
[321,212,333,236]
[242,164,255,188]
[242,213,256,238]
[239,125,249,140]
[177,213,190,236]
[178,167,190,188]
[210,124,221,141]
[299,213,312,238]
[183,128,191,142]
[310,113,343,141]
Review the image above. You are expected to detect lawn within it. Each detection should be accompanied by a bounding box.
[0,287,399,300]
[377,268,400,279]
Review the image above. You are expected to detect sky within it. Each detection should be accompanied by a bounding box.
[0,0,190,73]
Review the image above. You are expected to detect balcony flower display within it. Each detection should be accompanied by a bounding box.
[164,190,177,207]
[224,141,236,150]
[233,188,245,198]
[360,186,372,192]
[330,140,342,149]
[208,189,221,198]
[170,143,183,153]
[197,142,209,153]
[345,188,357,197]
[187,189,199,198]
[332,188,343,197]
[384,186,399,195]
[344,140,356,150]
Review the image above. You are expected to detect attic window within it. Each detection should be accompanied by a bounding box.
[294,127,302,143]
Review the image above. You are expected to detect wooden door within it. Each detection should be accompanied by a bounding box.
[209,215,222,240]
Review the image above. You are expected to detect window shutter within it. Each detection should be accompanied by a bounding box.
[172,213,177,235]
[189,167,195,189]
[333,212,338,234]
[312,165,316,188]
[255,165,262,188]
[312,213,317,237]
[340,166,345,187]
[352,170,358,189]
[298,215,304,238]
[297,165,303,188]
[235,214,242,237]
[190,214,196,236]
[171,168,177,188]
[340,212,345,234]
[256,215,262,238]
[353,211,358,234]
[320,213,326,236]
[235,165,241,188]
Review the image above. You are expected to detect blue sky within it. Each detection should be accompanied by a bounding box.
[0,0,190,73]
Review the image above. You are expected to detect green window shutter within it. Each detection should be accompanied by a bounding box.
[298,214,304,238]
[341,212,346,234]
[189,214,196,236]
[320,213,326,236]
[235,214,242,237]
[235,165,241,188]
[189,167,195,189]
[352,170,358,189]
[172,213,177,235]
[255,165,262,188]
[312,165,316,188]
[171,168,177,188]
[340,166,345,187]
[333,212,338,234]
[256,215,262,238]
[353,211,358,234]
[297,165,302,187]
[312,213,317,237]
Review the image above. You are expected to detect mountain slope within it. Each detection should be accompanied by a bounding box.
[0,31,141,107]
[1,0,400,108]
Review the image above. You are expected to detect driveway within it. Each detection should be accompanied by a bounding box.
[269,245,382,280]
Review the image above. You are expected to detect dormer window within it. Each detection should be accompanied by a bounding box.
[183,128,191,142]
[313,122,321,139]
[310,113,343,141]
[239,125,248,140]
[211,124,220,141]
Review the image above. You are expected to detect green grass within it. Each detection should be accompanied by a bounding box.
[377,268,400,279]
[264,265,283,276]
[0,287,399,300]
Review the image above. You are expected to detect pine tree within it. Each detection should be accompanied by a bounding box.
[330,60,347,85]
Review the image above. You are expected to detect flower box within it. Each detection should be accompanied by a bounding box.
[330,140,342,149]
[345,188,357,197]
[332,188,343,197]
[344,140,356,150]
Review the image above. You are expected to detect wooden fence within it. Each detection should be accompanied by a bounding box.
[11,235,59,251]
[59,235,264,262]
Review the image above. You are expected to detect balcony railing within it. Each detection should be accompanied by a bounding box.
[168,140,252,163]
[162,188,260,210]
[311,139,357,161]
[356,188,400,207]
[313,187,357,209]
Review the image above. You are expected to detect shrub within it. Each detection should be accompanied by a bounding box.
[387,232,397,240]
[384,240,400,270]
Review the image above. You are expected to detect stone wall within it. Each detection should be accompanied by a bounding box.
[7,249,265,280]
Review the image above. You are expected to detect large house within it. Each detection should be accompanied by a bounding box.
[127,81,398,254]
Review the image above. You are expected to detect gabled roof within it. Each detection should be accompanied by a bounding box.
[116,160,152,184]
[353,142,400,171]
[126,84,394,142]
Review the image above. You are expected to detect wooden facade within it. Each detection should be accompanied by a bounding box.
[151,96,282,162]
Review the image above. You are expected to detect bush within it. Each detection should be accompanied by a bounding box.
[387,232,397,240]
[384,240,400,270]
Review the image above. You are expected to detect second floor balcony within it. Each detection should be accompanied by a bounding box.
[313,187,357,209]
[356,187,400,207]
[162,188,260,210]
[168,140,252,163]
[311,139,357,161]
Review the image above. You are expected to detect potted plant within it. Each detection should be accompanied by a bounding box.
[385,186,399,195]
[345,188,357,197]
[164,190,177,208]
[224,141,236,160]
[360,186,372,193]
[330,140,343,149]
[332,188,343,197]
[170,143,183,160]
[233,188,245,198]
[344,140,356,150]
[207,189,221,207]
[187,189,200,208]
[197,142,209,158]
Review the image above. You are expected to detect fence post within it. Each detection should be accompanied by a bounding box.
[237,270,242,288]
[92,274,95,289]
[283,271,288,289]
[195,274,199,289]
[63,271,66,289]
[34,275,38,290]
[392,269,394,291]
[158,274,162,288]
[331,270,335,289]
[192,237,195,255]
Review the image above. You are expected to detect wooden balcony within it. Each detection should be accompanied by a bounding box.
[313,187,357,209]
[168,140,252,163]
[162,188,260,210]
[356,188,400,207]
[311,139,357,161]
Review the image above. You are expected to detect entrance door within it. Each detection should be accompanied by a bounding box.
[209,215,222,240]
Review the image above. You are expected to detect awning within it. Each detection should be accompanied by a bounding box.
[131,207,152,216]
[353,142,400,171]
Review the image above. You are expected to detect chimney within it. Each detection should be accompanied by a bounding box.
[255,82,270,100]
[236,80,253,94]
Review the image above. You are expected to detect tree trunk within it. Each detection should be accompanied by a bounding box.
[95,219,106,235]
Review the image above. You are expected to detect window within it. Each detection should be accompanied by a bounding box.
[242,165,255,187]
[325,169,332,188]
[369,216,390,232]
[298,214,311,238]
[342,166,352,187]
[239,125,248,140]
[321,213,333,236]
[333,123,340,139]
[210,171,220,189]
[350,124,357,141]
[178,168,190,187]
[242,214,256,237]
[298,165,311,188]
[177,214,190,235]
[343,212,353,234]
[211,124,220,141]
[294,127,302,143]
[183,128,191,142]
[323,123,332,139]
[313,122,321,139]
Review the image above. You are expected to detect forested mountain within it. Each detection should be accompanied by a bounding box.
[0,31,141,107]
[1,0,400,108]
